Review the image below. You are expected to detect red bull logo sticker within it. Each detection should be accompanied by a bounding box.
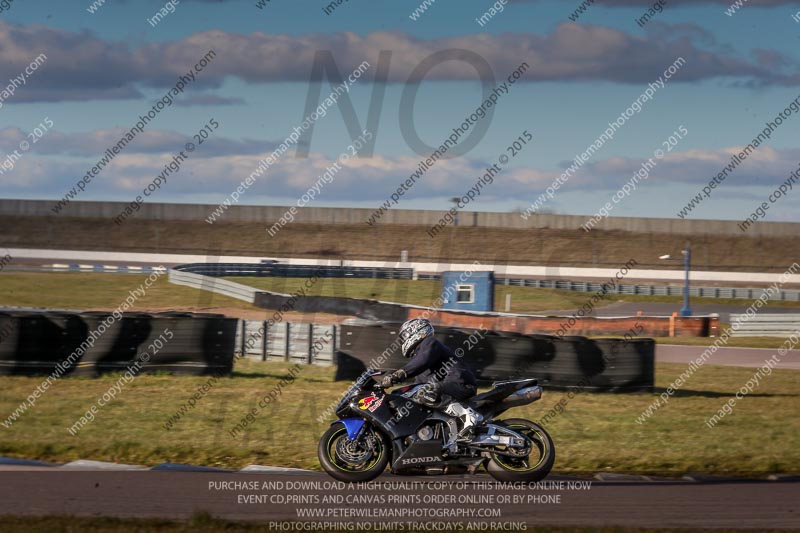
[358,393,383,412]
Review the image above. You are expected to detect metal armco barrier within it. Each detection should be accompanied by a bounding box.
[168,269,257,303]
[0,311,237,376]
[175,263,414,279]
[335,324,654,391]
[728,314,800,337]
[416,275,800,302]
[502,278,800,302]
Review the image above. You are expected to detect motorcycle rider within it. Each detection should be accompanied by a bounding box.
[380,318,483,441]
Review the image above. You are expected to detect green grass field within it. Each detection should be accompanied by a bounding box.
[1,359,798,476]
[0,272,260,312]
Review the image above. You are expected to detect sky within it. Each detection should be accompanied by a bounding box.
[1,0,799,223]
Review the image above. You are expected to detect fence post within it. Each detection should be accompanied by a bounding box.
[262,320,268,362]
[240,320,247,359]
[285,322,291,362]
[307,323,314,364]
[332,325,338,362]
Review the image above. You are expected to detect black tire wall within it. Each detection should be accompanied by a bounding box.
[0,311,236,376]
[336,324,653,392]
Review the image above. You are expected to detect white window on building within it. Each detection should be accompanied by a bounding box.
[456,284,475,304]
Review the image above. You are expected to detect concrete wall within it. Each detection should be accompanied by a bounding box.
[3,198,798,237]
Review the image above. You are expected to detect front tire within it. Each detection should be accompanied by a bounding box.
[485,418,555,482]
[318,422,390,482]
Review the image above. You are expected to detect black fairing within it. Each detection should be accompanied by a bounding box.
[343,388,434,440]
[383,393,434,439]
[469,378,538,412]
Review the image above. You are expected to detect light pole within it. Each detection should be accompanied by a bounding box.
[450,197,460,226]
[659,243,692,317]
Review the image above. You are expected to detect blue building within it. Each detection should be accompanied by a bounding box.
[440,271,494,312]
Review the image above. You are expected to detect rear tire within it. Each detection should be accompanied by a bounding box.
[485,418,555,482]
[318,423,390,483]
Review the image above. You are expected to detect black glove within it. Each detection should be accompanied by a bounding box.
[380,369,406,388]
[414,383,440,407]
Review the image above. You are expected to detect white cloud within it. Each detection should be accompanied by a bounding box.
[0,20,791,106]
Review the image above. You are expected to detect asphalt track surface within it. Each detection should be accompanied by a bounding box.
[656,345,800,370]
[544,301,800,322]
[0,467,798,530]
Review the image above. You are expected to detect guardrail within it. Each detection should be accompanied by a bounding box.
[175,263,413,279]
[728,314,800,337]
[168,269,257,303]
[500,278,800,301]
[420,275,800,302]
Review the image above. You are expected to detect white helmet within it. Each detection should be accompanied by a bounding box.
[399,318,434,358]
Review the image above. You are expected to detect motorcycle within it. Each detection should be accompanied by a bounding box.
[318,371,555,482]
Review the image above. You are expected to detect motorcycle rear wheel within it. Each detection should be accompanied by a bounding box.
[485,418,555,482]
[318,423,390,482]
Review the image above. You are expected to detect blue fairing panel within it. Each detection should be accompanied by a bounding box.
[336,418,365,439]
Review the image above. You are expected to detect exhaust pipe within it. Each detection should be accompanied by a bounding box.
[499,385,542,409]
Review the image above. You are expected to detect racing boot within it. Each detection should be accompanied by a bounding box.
[444,402,484,442]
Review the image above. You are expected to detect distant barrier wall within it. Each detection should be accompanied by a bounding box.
[3,198,798,237]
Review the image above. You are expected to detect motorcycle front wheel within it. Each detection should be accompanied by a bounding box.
[318,422,390,482]
[485,418,555,482]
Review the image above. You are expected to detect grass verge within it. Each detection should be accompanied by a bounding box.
[0,359,798,476]
[0,272,260,312]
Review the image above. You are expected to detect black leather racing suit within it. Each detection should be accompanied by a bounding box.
[399,336,477,403]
